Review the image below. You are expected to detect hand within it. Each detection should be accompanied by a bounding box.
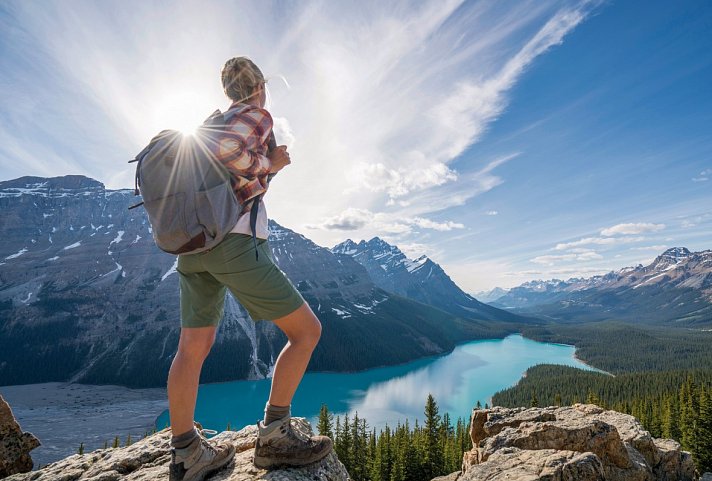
[268,145,290,174]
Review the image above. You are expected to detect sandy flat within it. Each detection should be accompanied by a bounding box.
[0,382,168,469]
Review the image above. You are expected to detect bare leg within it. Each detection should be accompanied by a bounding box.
[268,302,322,406]
[167,326,217,435]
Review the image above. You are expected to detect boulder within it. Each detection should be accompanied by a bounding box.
[0,395,41,478]
[3,417,349,481]
[459,404,697,481]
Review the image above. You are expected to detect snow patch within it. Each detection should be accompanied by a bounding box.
[131,235,142,244]
[43,213,53,218]
[47,256,60,261]
[109,230,125,247]
[331,307,352,318]
[5,248,28,260]
[63,242,81,250]
[102,262,123,277]
[161,258,179,281]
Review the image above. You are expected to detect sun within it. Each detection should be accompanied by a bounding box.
[151,89,214,137]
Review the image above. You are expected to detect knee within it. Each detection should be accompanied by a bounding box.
[303,316,321,349]
[177,334,215,361]
[289,314,321,350]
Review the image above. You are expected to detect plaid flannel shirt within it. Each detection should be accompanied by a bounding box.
[213,102,273,213]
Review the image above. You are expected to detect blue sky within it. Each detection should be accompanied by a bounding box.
[0,0,710,292]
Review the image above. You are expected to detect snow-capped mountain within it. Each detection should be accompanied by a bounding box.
[489,247,712,326]
[332,237,525,322]
[473,287,510,304]
[0,175,519,388]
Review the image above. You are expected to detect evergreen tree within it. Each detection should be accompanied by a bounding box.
[696,387,712,472]
[586,389,601,406]
[530,389,539,407]
[78,442,84,455]
[339,413,352,472]
[112,436,119,448]
[555,392,562,406]
[423,394,444,478]
[318,404,334,439]
[350,412,368,481]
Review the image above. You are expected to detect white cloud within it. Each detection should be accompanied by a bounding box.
[631,245,668,251]
[530,249,603,266]
[485,210,499,216]
[600,222,665,236]
[272,117,296,150]
[347,161,458,199]
[410,217,464,231]
[554,236,646,250]
[692,168,711,182]
[307,208,464,234]
[308,208,373,231]
[395,242,432,259]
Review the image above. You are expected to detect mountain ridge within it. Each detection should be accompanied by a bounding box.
[332,236,525,323]
[487,247,712,326]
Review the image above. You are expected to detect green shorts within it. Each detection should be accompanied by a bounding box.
[176,233,305,328]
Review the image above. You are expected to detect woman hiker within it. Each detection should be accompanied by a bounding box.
[166,57,333,481]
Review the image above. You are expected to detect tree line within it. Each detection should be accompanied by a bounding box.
[317,394,472,481]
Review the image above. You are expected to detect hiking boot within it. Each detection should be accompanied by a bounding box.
[169,431,235,481]
[253,416,333,469]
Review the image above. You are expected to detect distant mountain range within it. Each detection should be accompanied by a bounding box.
[0,175,523,388]
[486,247,712,326]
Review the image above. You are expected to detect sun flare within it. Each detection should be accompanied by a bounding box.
[151,89,215,137]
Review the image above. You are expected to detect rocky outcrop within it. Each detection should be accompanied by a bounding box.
[3,417,349,481]
[0,395,40,477]
[457,404,697,481]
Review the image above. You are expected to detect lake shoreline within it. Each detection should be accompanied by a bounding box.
[0,382,168,470]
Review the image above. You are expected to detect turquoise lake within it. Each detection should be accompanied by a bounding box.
[155,334,602,433]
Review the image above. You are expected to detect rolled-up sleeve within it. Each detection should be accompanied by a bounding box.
[216,107,272,178]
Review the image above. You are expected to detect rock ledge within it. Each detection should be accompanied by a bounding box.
[453,403,697,481]
[4,417,349,481]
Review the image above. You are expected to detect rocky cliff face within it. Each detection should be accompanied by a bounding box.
[453,404,698,481]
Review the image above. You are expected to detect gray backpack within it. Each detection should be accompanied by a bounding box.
[128,107,252,256]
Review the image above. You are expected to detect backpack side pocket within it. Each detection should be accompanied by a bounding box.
[194,183,241,244]
[143,192,193,253]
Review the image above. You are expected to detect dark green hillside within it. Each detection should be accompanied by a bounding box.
[521,321,712,373]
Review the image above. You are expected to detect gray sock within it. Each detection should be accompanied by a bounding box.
[264,402,290,425]
[171,427,198,449]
